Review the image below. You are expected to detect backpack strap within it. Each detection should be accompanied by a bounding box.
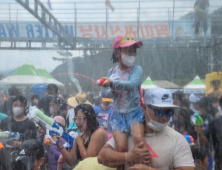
[111,67,114,74]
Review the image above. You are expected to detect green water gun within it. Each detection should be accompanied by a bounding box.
[194,113,203,133]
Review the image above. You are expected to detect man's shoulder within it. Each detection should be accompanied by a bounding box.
[163,126,186,141]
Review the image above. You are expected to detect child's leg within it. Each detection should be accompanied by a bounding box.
[113,130,128,170]
[131,123,145,147]
[113,130,128,152]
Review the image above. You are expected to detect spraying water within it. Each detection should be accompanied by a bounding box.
[67,57,82,92]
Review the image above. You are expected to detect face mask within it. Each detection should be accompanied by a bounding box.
[121,53,135,67]
[101,103,110,110]
[13,107,24,116]
[146,108,168,131]
[147,119,168,131]
[50,107,56,114]
[103,121,108,129]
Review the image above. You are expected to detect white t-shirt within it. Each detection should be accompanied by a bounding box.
[107,126,195,170]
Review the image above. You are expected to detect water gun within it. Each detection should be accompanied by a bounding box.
[184,135,194,145]
[194,113,203,133]
[0,131,23,148]
[29,106,74,146]
[0,142,4,149]
[97,78,105,86]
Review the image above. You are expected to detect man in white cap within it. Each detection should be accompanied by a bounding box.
[98,88,194,170]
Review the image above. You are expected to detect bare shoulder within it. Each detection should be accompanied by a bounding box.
[91,128,108,140]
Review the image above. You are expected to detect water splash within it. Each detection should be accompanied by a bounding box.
[67,58,82,92]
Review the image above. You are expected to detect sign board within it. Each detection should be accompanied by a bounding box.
[0,20,211,38]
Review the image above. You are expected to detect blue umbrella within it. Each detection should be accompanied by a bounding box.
[31,84,47,98]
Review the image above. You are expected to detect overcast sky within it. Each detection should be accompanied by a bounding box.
[0,0,221,73]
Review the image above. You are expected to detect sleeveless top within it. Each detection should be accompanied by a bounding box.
[76,134,91,160]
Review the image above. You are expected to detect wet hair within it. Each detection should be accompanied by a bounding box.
[198,97,210,108]
[181,98,190,109]
[172,90,185,100]
[47,83,58,94]
[111,48,119,64]
[49,96,61,106]
[191,145,208,162]
[74,104,99,134]
[60,99,67,111]
[174,108,190,131]
[8,86,19,96]
[31,94,39,101]
[13,96,27,108]
[212,79,220,86]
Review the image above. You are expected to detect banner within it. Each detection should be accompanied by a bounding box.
[0,20,210,38]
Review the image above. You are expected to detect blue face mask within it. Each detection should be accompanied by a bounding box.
[77,129,81,134]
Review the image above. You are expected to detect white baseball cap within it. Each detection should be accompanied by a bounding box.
[144,88,178,108]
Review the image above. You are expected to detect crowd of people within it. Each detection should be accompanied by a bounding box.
[0,34,222,170]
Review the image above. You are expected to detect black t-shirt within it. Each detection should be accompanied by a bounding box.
[205,116,222,167]
[194,0,209,10]
[0,116,37,140]
[210,106,218,117]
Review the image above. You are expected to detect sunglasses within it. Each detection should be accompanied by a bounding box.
[73,116,86,123]
[148,105,174,117]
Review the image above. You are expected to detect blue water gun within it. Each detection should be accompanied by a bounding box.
[0,131,23,148]
[29,106,74,146]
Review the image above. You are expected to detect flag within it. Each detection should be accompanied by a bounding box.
[105,0,115,12]
[47,0,52,10]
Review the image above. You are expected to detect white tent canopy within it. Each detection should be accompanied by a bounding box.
[36,66,64,87]
[0,60,64,87]
[183,75,206,93]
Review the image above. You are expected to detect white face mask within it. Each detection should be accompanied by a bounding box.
[147,119,168,131]
[13,107,24,116]
[121,53,135,67]
[103,121,108,129]
[101,103,111,110]
[50,107,56,114]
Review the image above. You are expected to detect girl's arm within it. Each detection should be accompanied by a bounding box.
[53,136,78,166]
[111,65,143,91]
[77,128,108,160]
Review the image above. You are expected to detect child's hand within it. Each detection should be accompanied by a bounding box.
[194,124,204,134]
[101,77,113,88]
[11,141,21,148]
[128,142,150,165]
